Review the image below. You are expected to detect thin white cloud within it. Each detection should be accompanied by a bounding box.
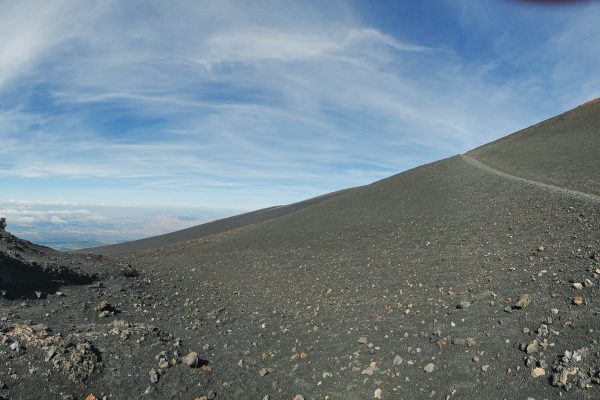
[0,0,598,212]
[0,199,237,250]
[0,0,93,91]
[49,216,68,224]
[196,27,427,69]
[4,199,82,206]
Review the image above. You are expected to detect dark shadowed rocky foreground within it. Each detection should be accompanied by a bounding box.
[1,100,600,399]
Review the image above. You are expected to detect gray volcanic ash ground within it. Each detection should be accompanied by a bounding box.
[1,100,600,399]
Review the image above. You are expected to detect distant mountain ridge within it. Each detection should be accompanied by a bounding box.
[77,188,353,255]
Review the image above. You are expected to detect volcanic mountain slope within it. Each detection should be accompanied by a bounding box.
[87,100,600,257]
[1,100,599,400]
[82,189,353,255]
[467,98,600,196]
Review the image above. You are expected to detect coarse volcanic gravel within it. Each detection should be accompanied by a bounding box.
[1,100,599,399]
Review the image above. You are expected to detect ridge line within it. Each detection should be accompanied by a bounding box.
[461,154,600,204]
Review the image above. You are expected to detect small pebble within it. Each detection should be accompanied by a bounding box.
[424,363,435,373]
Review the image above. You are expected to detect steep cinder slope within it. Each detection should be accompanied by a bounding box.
[101,100,599,399]
[110,151,600,399]
[79,188,352,255]
[85,99,600,256]
[467,98,600,196]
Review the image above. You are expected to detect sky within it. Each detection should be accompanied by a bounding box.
[1,0,599,248]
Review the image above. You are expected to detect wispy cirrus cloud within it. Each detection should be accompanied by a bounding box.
[1,0,599,215]
[195,27,428,69]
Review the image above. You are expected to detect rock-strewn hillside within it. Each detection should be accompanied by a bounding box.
[1,100,600,399]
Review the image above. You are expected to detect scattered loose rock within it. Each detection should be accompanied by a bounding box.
[95,300,113,312]
[374,388,382,399]
[184,352,200,368]
[361,362,378,376]
[393,355,403,366]
[515,294,532,309]
[526,339,540,354]
[456,301,471,309]
[149,368,159,384]
[531,367,545,379]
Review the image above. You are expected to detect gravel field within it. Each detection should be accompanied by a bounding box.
[1,101,599,399]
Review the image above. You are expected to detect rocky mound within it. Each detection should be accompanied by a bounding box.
[0,228,95,299]
[1,223,205,399]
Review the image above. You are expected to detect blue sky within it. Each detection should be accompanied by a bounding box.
[1,0,599,247]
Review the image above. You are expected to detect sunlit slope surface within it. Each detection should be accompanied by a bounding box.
[84,99,599,256]
[467,98,600,196]
[5,101,600,399]
[123,151,599,399]
[80,188,352,255]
